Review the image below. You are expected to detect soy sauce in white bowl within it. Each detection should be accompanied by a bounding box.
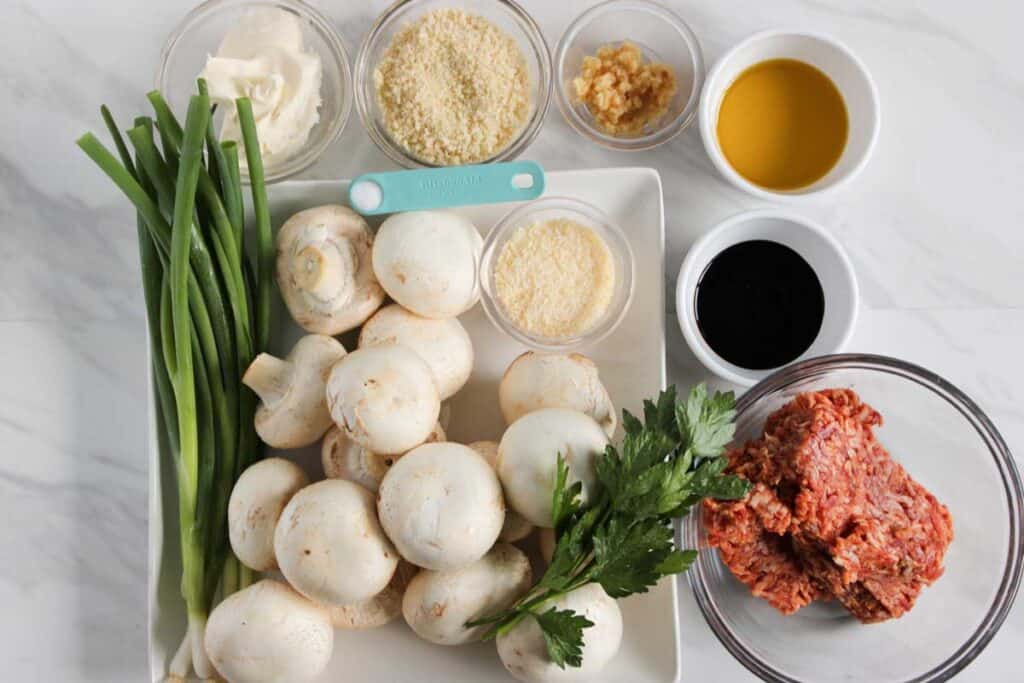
[676,209,858,387]
[695,240,824,370]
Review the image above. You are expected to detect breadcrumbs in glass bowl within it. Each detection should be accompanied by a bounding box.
[355,0,551,168]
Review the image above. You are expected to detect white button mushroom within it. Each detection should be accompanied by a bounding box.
[228,458,309,572]
[274,479,398,606]
[469,440,534,543]
[205,579,333,683]
[496,583,623,683]
[500,352,617,437]
[358,303,474,400]
[326,343,441,455]
[402,543,532,646]
[321,421,446,492]
[371,211,482,319]
[497,409,609,528]
[378,442,504,570]
[242,334,347,449]
[276,204,385,334]
[329,560,418,630]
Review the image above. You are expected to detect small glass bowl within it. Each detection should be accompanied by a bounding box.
[479,197,635,351]
[555,0,705,151]
[354,0,552,168]
[682,354,1023,683]
[156,0,352,183]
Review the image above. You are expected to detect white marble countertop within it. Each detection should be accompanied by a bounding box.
[1,0,1020,680]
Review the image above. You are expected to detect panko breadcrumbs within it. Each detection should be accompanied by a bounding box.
[573,41,677,136]
[373,9,531,165]
[494,218,615,338]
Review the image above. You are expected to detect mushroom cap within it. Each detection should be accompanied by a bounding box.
[228,458,309,572]
[276,204,385,334]
[469,440,534,542]
[371,211,482,319]
[497,409,609,528]
[500,352,617,437]
[329,560,418,630]
[245,334,347,449]
[275,479,398,606]
[205,579,333,683]
[326,343,441,454]
[358,304,474,400]
[378,442,505,570]
[402,543,532,645]
[321,422,446,491]
[496,583,623,682]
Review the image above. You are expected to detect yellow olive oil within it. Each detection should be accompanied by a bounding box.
[716,59,848,190]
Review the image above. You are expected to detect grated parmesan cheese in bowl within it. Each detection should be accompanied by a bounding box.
[495,218,615,338]
[480,197,635,350]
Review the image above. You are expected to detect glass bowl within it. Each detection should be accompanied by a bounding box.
[354,0,551,168]
[156,0,352,183]
[479,197,635,351]
[554,0,705,151]
[682,354,1023,683]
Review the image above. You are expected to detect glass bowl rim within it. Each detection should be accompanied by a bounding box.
[553,0,706,151]
[478,196,636,352]
[682,352,1023,683]
[155,0,353,184]
[353,0,553,169]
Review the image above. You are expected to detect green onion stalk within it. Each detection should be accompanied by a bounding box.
[77,87,273,679]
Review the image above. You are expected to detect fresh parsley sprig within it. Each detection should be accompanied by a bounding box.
[467,384,750,669]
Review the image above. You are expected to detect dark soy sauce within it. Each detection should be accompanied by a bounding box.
[695,240,824,370]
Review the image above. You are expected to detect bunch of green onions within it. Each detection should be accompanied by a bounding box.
[77,83,274,679]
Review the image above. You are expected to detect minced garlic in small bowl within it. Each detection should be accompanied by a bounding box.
[554,0,705,151]
[480,198,635,350]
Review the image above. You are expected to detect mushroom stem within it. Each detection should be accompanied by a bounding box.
[242,353,293,409]
[293,240,355,304]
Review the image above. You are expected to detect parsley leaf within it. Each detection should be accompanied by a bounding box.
[535,607,594,669]
[655,548,698,575]
[592,516,677,597]
[676,384,737,459]
[551,452,583,532]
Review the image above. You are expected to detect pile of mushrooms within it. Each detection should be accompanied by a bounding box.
[206,207,627,683]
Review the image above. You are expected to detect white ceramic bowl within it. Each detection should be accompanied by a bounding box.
[698,30,880,200]
[676,210,859,385]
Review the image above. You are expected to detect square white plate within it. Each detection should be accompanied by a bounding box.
[147,167,676,682]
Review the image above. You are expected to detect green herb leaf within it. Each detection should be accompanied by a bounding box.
[643,385,679,440]
[621,408,644,436]
[592,516,676,598]
[538,504,602,592]
[551,453,583,532]
[536,607,594,669]
[655,548,698,575]
[676,384,737,459]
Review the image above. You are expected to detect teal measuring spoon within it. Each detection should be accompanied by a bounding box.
[347,161,545,215]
